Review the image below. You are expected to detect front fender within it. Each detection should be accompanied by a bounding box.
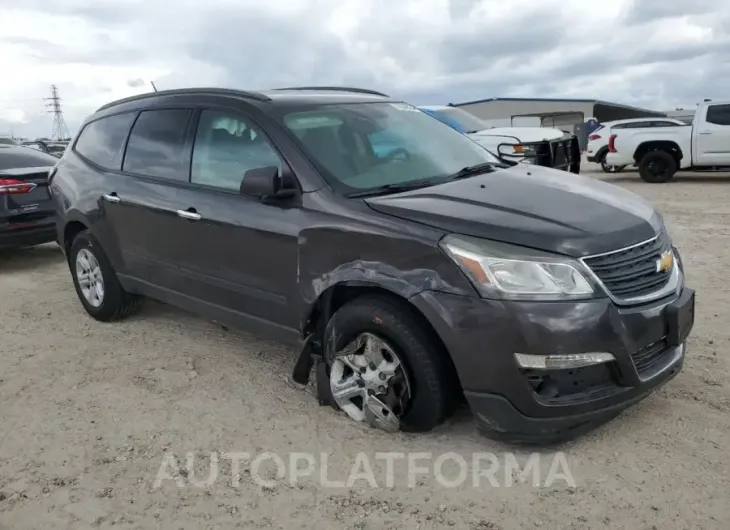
[297,229,476,331]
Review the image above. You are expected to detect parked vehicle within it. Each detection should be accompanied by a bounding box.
[51,87,694,442]
[587,118,687,173]
[23,140,69,158]
[0,144,58,250]
[420,105,581,173]
[606,100,730,182]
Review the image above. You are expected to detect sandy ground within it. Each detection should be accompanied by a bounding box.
[1,163,729,530]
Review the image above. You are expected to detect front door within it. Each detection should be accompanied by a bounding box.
[164,108,301,339]
[694,104,730,166]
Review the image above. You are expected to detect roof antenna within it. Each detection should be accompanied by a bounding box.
[150,81,158,93]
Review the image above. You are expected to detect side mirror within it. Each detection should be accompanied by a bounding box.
[240,166,281,198]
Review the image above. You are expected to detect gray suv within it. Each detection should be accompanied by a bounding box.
[50,86,695,442]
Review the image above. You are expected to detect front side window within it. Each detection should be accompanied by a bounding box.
[75,112,136,170]
[706,104,730,126]
[123,109,193,180]
[191,110,283,191]
[281,102,500,194]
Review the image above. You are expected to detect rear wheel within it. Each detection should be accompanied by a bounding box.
[69,231,142,321]
[323,295,458,433]
[638,150,677,183]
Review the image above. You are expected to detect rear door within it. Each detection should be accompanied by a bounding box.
[694,104,730,166]
[102,108,195,288]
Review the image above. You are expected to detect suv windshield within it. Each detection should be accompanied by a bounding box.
[281,102,500,195]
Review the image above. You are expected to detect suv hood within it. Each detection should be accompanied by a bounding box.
[364,165,662,257]
[469,127,568,143]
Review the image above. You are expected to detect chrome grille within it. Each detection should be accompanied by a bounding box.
[582,233,673,300]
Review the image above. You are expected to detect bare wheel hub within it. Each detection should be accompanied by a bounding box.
[329,332,411,432]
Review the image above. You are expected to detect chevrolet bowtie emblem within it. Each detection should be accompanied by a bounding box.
[656,251,674,273]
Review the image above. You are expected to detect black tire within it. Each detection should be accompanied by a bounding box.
[638,150,677,183]
[69,230,142,322]
[323,295,458,432]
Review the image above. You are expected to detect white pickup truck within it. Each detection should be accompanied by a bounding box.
[420,105,581,173]
[606,100,730,182]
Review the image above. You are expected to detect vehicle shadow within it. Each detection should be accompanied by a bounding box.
[0,243,65,273]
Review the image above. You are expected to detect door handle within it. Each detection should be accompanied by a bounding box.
[102,193,120,203]
[699,131,713,135]
[176,209,202,221]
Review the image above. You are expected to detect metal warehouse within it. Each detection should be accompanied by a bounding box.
[451,97,666,149]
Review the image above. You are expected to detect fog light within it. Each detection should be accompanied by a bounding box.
[514,352,615,370]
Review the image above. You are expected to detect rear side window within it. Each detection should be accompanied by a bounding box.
[74,113,136,170]
[615,122,648,129]
[123,109,193,180]
[706,104,730,126]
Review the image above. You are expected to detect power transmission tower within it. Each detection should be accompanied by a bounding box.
[44,85,70,141]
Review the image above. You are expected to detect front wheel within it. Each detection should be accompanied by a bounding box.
[323,296,458,433]
[638,150,677,183]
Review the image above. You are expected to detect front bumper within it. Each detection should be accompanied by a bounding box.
[500,137,581,174]
[410,286,694,442]
[0,218,56,250]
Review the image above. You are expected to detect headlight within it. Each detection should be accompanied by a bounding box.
[440,234,595,300]
[498,143,538,157]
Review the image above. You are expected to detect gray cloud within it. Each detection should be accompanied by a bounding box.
[624,0,720,25]
[2,0,730,138]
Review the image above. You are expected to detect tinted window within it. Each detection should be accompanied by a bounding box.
[651,121,680,127]
[616,122,648,129]
[75,113,136,170]
[191,110,282,191]
[123,109,192,180]
[706,105,730,126]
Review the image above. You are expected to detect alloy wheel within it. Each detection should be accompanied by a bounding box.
[76,248,105,308]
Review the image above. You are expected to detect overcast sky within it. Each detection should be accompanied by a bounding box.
[1,0,728,138]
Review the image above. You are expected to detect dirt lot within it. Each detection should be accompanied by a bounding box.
[1,164,728,530]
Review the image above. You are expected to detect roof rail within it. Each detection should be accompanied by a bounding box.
[96,87,272,112]
[272,86,390,97]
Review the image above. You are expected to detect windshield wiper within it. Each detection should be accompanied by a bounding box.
[443,162,501,181]
[346,179,439,198]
